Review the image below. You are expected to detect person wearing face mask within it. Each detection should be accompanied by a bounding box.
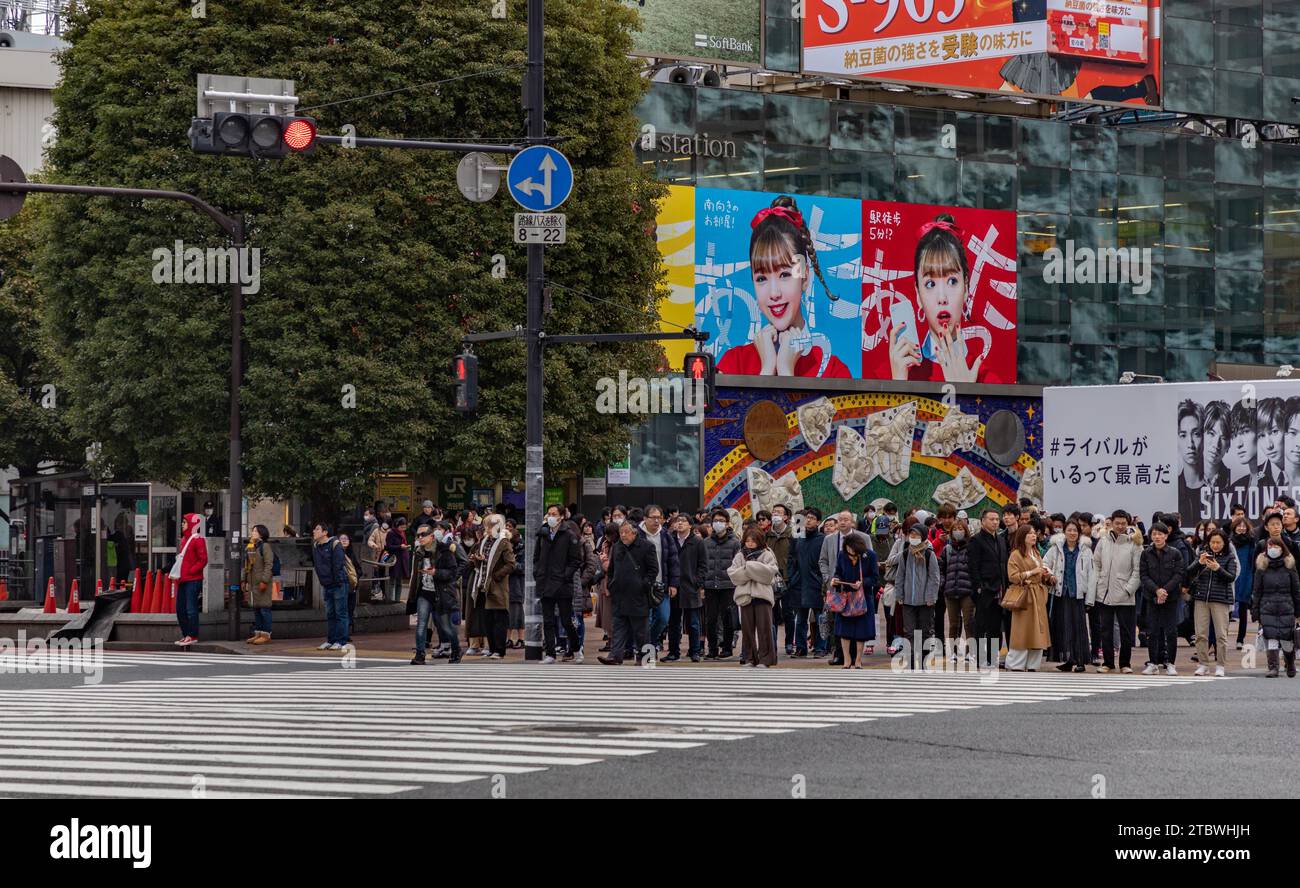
[887,522,940,670]
[638,505,678,656]
[702,509,742,660]
[1043,519,1093,672]
[764,505,795,654]
[242,524,275,645]
[727,527,780,668]
[1230,517,1256,651]
[469,513,516,659]
[407,521,463,665]
[1090,510,1142,673]
[1252,532,1300,678]
[938,517,976,663]
[534,504,584,664]
[598,521,659,666]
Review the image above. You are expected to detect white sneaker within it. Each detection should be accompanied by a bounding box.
[479,649,493,657]
[328,643,342,651]
[465,646,480,656]
[317,642,331,650]
[1215,666,1226,677]
[756,664,769,669]
[487,653,503,659]
[541,655,556,664]
[573,650,584,663]
[1096,665,1110,673]
[1194,665,1208,676]
[964,653,977,665]
[1166,664,1177,676]
[1142,663,1158,675]
[948,653,958,663]
[1120,666,1133,674]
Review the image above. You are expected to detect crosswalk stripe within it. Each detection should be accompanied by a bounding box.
[0,663,1215,798]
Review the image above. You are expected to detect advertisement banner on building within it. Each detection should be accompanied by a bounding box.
[690,186,1017,382]
[623,0,761,66]
[1043,381,1300,524]
[802,0,1162,108]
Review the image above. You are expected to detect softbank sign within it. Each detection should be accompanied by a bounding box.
[1042,240,1152,296]
[639,124,737,159]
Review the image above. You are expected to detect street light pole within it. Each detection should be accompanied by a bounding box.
[522,0,546,661]
[227,215,245,643]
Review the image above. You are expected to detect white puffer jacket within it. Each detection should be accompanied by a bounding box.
[1043,533,1095,605]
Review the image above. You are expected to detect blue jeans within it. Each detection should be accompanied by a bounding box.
[323,583,349,645]
[674,608,701,657]
[648,595,670,644]
[795,606,823,654]
[176,579,202,639]
[415,596,433,657]
[253,607,272,634]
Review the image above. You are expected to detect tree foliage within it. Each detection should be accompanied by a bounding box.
[36,0,664,515]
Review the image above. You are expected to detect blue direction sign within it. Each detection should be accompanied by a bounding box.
[507,145,573,212]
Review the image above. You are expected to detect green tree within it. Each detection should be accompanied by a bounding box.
[37,0,664,520]
[0,198,79,476]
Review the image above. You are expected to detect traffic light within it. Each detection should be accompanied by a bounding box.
[683,351,714,413]
[188,113,317,158]
[452,353,479,412]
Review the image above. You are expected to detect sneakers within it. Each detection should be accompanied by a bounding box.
[1215,666,1226,677]
[1166,664,1178,676]
[251,634,270,645]
[174,636,194,646]
[541,655,556,664]
[562,651,574,662]
[1194,665,1208,676]
[756,663,770,669]
[487,653,503,659]
[690,654,702,662]
[1120,666,1133,674]
[410,654,426,665]
[1096,665,1110,673]
[573,650,585,664]
[596,656,621,666]
[328,643,343,651]
[317,642,331,651]
[1142,664,1158,675]
[465,646,481,656]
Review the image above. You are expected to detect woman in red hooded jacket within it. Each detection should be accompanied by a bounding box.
[174,512,209,645]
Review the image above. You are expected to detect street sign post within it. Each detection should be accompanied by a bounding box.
[507,145,573,212]
[514,212,566,245]
[456,151,504,203]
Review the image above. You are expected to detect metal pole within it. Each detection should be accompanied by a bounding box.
[227,216,245,643]
[522,0,545,662]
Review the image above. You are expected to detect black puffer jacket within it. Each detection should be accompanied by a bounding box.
[939,541,973,599]
[1184,545,1238,605]
[1252,552,1300,641]
[1139,544,1185,603]
[702,530,741,591]
[406,540,461,614]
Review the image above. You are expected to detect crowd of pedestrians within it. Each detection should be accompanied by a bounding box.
[224,494,1300,678]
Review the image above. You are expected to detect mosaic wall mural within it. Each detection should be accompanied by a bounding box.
[703,387,1043,519]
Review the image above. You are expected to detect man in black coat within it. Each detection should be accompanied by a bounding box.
[1140,522,1185,674]
[599,522,659,666]
[534,504,583,663]
[967,508,1008,668]
[666,513,707,662]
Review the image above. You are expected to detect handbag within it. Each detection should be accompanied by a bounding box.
[1001,584,1029,611]
[170,533,198,581]
[880,582,896,609]
[648,580,665,607]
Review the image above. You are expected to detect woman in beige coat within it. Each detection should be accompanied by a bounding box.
[469,514,516,658]
[1005,524,1051,671]
[242,524,275,645]
[726,526,779,667]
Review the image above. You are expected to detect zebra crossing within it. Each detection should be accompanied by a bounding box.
[0,663,1215,798]
[0,649,401,673]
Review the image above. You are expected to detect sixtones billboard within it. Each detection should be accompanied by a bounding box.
[1044,380,1300,524]
[624,0,761,66]
[804,0,1163,108]
[655,185,1018,383]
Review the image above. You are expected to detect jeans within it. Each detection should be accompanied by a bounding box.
[414,596,434,657]
[347,589,357,642]
[1096,603,1135,669]
[176,579,202,639]
[434,609,460,657]
[253,607,272,634]
[648,595,670,645]
[609,614,648,663]
[542,597,581,657]
[323,583,349,646]
[673,608,702,657]
[794,606,823,654]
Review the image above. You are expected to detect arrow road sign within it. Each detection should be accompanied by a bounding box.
[507,145,573,212]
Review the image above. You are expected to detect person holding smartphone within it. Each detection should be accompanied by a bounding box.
[830,534,878,669]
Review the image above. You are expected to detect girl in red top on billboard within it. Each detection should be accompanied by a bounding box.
[888,213,984,383]
[716,196,851,378]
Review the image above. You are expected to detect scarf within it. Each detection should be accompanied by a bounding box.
[471,532,508,603]
[909,537,927,562]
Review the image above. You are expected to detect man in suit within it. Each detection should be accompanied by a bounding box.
[819,510,869,666]
[967,507,1009,669]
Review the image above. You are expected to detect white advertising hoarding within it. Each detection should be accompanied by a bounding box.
[1043,380,1300,523]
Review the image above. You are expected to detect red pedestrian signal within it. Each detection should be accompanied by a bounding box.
[452,354,478,412]
[683,351,714,413]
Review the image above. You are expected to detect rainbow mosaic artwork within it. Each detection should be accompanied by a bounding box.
[703,387,1043,518]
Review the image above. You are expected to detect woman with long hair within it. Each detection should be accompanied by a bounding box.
[1005,524,1051,672]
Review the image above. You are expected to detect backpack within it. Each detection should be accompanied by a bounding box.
[334,540,359,590]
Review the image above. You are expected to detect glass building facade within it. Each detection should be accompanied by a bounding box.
[636,81,1300,386]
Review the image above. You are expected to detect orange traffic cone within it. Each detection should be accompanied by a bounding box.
[67,579,81,615]
[0,578,8,601]
[167,577,177,614]
[147,571,161,613]
[95,578,104,598]
[130,569,143,612]
[42,577,56,613]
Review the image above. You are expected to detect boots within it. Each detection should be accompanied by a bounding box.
[1266,649,1279,678]
[1286,649,1297,678]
